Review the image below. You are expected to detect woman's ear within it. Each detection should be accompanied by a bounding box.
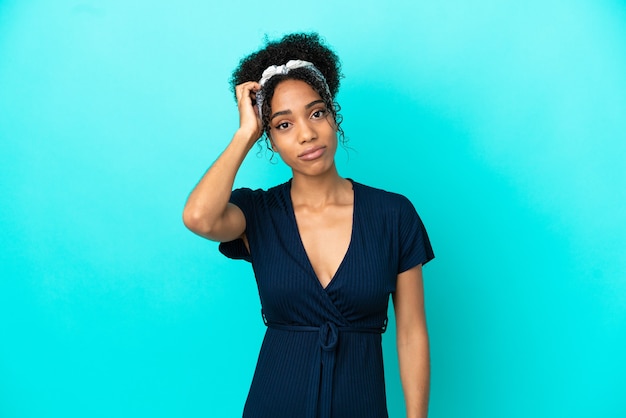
[268,135,278,152]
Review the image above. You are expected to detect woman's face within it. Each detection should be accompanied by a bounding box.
[268,79,338,176]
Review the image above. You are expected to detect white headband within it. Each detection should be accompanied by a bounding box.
[256,60,331,121]
[258,59,315,86]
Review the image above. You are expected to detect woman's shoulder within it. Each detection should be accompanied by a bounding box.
[230,181,291,215]
[351,179,414,208]
[233,180,290,198]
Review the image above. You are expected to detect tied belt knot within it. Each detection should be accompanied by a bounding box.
[319,322,339,352]
[264,318,387,418]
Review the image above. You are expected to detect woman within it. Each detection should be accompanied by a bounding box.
[183,33,434,418]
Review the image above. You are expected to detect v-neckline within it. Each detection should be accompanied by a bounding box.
[286,179,356,291]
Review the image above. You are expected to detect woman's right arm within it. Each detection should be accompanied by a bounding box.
[182,82,262,242]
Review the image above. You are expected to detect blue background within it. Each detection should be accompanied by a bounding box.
[1,0,625,417]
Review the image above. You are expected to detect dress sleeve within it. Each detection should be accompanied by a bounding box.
[398,196,434,273]
[218,188,254,262]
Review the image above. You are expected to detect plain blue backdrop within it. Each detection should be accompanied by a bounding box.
[1,0,625,417]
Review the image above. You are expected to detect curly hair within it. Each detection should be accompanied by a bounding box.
[230,33,345,151]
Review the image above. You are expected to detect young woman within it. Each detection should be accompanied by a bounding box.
[183,33,434,418]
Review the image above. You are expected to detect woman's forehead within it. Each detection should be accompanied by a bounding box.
[271,80,322,107]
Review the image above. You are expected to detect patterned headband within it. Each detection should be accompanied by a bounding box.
[256,60,332,121]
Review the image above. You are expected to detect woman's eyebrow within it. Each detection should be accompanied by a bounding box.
[305,99,325,109]
[271,100,326,121]
[270,110,291,121]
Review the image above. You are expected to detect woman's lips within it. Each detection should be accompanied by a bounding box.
[298,146,326,161]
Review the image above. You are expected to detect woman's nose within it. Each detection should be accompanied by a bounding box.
[298,121,316,144]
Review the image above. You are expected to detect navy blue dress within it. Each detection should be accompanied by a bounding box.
[219,179,434,418]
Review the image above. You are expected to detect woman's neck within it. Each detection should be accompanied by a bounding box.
[290,167,352,208]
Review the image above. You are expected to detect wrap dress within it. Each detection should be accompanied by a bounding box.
[219,179,434,418]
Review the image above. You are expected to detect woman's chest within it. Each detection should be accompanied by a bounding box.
[293,204,353,289]
[250,213,398,322]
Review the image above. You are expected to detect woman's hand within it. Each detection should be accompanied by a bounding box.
[235,81,263,144]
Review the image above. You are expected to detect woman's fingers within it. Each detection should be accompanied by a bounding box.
[236,82,260,104]
[236,82,261,117]
[235,82,263,140]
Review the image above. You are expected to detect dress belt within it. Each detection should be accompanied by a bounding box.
[265,320,386,418]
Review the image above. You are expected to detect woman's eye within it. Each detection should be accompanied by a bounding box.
[276,122,290,130]
[312,109,327,118]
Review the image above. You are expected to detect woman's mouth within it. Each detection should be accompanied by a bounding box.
[298,146,326,161]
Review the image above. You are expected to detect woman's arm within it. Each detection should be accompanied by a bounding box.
[182,82,262,242]
[393,264,430,418]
